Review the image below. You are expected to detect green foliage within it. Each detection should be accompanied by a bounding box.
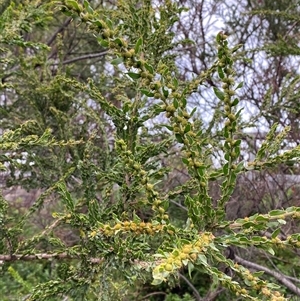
[165,293,194,301]
[0,1,300,301]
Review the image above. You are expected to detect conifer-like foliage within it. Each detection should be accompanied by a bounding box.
[1,1,300,300]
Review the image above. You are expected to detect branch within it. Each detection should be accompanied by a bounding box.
[203,287,225,301]
[179,273,202,301]
[56,51,109,65]
[170,199,188,211]
[47,18,73,46]
[0,253,103,264]
[235,255,300,297]
[2,51,109,83]
[139,292,167,301]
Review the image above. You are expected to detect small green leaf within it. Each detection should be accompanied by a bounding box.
[197,166,205,177]
[184,124,191,133]
[234,146,241,157]
[92,20,104,29]
[251,236,264,242]
[114,38,125,47]
[271,228,281,239]
[105,18,113,29]
[151,278,163,285]
[253,271,265,277]
[190,107,197,117]
[175,134,183,143]
[132,212,141,223]
[235,139,242,146]
[127,72,141,80]
[111,57,124,65]
[66,0,81,12]
[235,82,243,90]
[141,89,154,97]
[277,219,286,224]
[83,0,94,13]
[61,10,74,17]
[255,215,269,222]
[231,98,239,106]
[231,44,242,53]
[135,37,143,54]
[196,130,202,137]
[213,87,225,101]
[173,77,178,88]
[198,254,208,266]
[223,163,229,175]
[235,108,243,118]
[122,102,130,113]
[244,278,252,287]
[97,38,109,47]
[188,261,194,277]
[217,66,224,79]
[144,62,154,74]
[162,87,169,98]
[162,124,173,131]
[173,98,179,109]
[182,158,189,165]
[269,210,285,216]
[235,161,244,173]
[57,182,75,212]
[241,222,256,229]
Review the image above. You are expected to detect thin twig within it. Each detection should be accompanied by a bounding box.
[170,199,188,211]
[203,287,225,301]
[53,51,109,65]
[139,291,167,300]
[179,273,202,301]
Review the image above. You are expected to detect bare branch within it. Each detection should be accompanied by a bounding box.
[170,199,188,211]
[179,273,203,301]
[53,51,109,65]
[139,292,167,301]
[204,287,226,301]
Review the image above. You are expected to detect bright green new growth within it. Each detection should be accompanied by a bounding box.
[0,1,300,300]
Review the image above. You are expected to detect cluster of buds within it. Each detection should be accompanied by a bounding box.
[161,101,204,183]
[62,0,84,14]
[91,221,173,237]
[216,32,243,174]
[115,139,168,220]
[161,100,196,141]
[287,234,300,248]
[68,0,199,143]
[270,236,285,248]
[65,0,152,84]
[153,233,214,279]
[151,198,169,220]
[234,264,285,300]
[216,32,239,135]
[115,139,147,179]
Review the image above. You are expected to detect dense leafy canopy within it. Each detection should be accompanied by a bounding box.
[1,1,300,300]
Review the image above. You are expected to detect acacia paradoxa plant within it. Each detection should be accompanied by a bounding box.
[1,1,300,300]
